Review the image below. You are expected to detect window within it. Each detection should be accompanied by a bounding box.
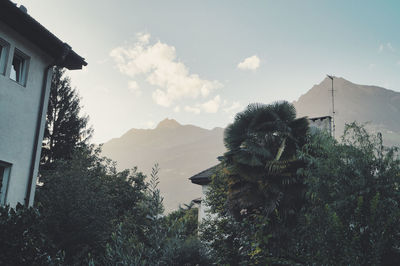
[0,39,9,75]
[10,49,29,86]
[0,161,11,205]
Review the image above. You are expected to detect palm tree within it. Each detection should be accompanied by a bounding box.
[223,101,309,220]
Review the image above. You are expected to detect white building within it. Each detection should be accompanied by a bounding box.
[0,1,87,206]
[189,165,219,224]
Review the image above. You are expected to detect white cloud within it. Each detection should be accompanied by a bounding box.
[378,44,384,53]
[128,80,142,96]
[223,101,242,113]
[110,33,222,107]
[184,105,201,114]
[237,55,260,70]
[387,42,395,52]
[138,32,151,44]
[173,106,181,113]
[152,89,171,107]
[201,95,221,113]
[182,96,239,115]
[378,42,396,53]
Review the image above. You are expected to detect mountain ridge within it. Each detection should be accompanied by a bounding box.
[101,118,226,212]
[293,76,400,144]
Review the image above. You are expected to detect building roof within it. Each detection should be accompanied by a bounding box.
[308,115,332,121]
[189,165,219,185]
[0,1,87,70]
[191,197,202,204]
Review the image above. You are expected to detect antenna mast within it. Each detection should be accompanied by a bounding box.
[327,75,335,138]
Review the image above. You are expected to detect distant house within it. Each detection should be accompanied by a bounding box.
[0,1,87,206]
[189,116,332,222]
[189,165,219,223]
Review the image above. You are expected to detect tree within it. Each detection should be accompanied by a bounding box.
[200,102,309,264]
[35,146,148,264]
[200,167,271,265]
[295,123,400,265]
[41,67,92,169]
[105,167,210,266]
[164,202,199,238]
[223,101,309,219]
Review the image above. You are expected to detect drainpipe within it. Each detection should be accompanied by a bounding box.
[25,44,71,206]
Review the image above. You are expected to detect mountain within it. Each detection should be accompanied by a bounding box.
[101,119,225,212]
[293,77,400,146]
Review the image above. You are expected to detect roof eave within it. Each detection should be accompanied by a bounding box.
[0,1,87,70]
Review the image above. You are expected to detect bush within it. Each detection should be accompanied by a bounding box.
[105,166,210,265]
[296,123,400,265]
[0,204,63,265]
[36,146,148,264]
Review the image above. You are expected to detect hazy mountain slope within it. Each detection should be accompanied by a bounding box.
[101,119,226,212]
[293,77,400,145]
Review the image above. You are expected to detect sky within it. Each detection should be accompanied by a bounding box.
[16,0,400,143]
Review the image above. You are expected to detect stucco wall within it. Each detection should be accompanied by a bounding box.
[198,184,210,223]
[0,20,53,206]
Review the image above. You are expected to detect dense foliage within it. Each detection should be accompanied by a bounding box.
[295,123,400,265]
[0,204,63,265]
[105,167,210,265]
[206,102,309,263]
[201,166,287,265]
[36,146,149,264]
[203,122,400,265]
[38,146,209,265]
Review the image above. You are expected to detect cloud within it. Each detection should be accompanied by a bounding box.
[173,106,181,113]
[223,101,242,113]
[387,42,395,52]
[237,55,260,70]
[110,33,222,107]
[184,105,201,114]
[182,96,239,115]
[138,32,151,44]
[378,42,396,53]
[128,80,142,96]
[201,95,221,113]
[183,95,221,114]
[378,44,384,53]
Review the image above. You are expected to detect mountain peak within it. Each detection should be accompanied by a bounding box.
[156,118,181,129]
[322,75,347,84]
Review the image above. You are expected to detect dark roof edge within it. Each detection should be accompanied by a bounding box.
[1,1,87,70]
[189,164,220,185]
[309,115,332,121]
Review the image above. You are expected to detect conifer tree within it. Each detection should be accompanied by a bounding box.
[40,67,92,169]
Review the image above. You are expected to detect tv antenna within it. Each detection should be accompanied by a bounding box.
[327,75,335,138]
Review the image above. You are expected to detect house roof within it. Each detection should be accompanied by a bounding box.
[309,115,332,121]
[191,197,202,204]
[189,165,219,185]
[0,1,87,70]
